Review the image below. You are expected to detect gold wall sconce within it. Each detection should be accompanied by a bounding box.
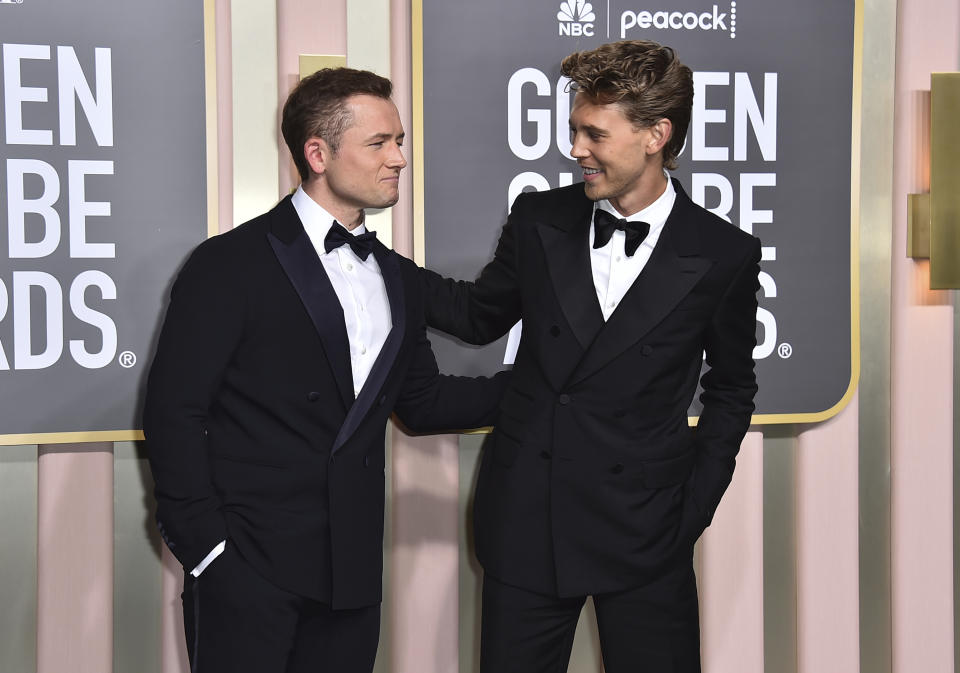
[907,72,960,289]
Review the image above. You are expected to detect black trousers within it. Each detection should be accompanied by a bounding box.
[479,561,701,673]
[182,542,381,673]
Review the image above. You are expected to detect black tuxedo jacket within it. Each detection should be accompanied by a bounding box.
[424,179,760,597]
[144,196,505,609]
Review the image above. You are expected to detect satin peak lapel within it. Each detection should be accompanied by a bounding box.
[537,198,603,351]
[267,205,354,410]
[331,242,406,454]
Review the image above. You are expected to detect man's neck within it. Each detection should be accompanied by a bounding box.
[301,180,364,230]
[608,169,668,218]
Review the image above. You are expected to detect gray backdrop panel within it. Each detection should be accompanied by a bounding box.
[423,0,856,419]
[0,0,207,436]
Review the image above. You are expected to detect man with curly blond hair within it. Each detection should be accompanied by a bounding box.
[424,40,761,672]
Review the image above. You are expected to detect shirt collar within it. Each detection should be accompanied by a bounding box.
[291,186,368,254]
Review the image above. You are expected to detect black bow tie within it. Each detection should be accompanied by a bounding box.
[593,209,650,257]
[324,222,377,261]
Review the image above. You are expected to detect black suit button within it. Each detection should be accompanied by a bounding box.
[558,394,571,405]
[640,345,653,356]
[364,456,371,467]
[307,391,321,402]
[539,450,551,460]
[550,325,561,337]
[611,464,624,474]
[379,395,387,406]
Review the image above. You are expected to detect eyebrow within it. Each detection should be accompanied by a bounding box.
[569,123,607,136]
[365,132,405,143]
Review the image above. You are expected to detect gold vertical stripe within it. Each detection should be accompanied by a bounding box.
[0,446,38,673]
[457,434,483,672]
[411,0,425,267]
[113,442,163,673]
[857,0,897,669]
[763,427,798,673]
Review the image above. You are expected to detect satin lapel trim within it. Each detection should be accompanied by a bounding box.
[537,217,603,351]
[332,243,405,454]
[267,229,354,410]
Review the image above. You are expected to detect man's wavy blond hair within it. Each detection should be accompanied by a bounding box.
[561,40,693,170]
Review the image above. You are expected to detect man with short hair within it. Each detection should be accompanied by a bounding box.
[424,40,760,672]
[144,67,506,673]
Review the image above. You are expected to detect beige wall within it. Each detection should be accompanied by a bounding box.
[4,0,959,672]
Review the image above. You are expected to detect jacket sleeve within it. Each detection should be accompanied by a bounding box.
[420,193,527,345]
[142,241,240,572]
[687,236,761,531]
[392,314,510,434]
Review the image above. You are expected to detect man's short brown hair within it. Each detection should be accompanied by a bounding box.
[561,40,693,170]
[281,68,393,182]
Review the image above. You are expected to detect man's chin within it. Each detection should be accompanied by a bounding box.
[370,194,400,210]
[582,182,605,202]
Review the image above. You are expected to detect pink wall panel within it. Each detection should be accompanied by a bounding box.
[276,0,347,196]
[892,307,954,671]
[890,0,959,670]
[797,401,860,673]
[700,431,765,673]
[37,446,113,673]
[391,434,461,673]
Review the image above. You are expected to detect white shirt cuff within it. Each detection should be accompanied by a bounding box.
[190,540,226,577]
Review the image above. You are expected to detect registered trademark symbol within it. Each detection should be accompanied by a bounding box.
[777,343,793,359]
[119,351,137,368]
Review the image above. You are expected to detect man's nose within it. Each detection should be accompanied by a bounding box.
[569,135,588,159]
[389,144,407,169]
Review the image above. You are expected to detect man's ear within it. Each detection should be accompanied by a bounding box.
[303,136,330,177]
[646,118,673,156]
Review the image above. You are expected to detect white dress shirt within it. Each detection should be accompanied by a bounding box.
[293,186,392,397]
[191,186,392,577]
[590,176,676,321]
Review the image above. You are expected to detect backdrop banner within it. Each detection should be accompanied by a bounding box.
[0,0,208,441]
[421,0,858,422]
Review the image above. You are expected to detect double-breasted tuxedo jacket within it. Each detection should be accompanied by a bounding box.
[424,179,760,597]
[144,196,505,610]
